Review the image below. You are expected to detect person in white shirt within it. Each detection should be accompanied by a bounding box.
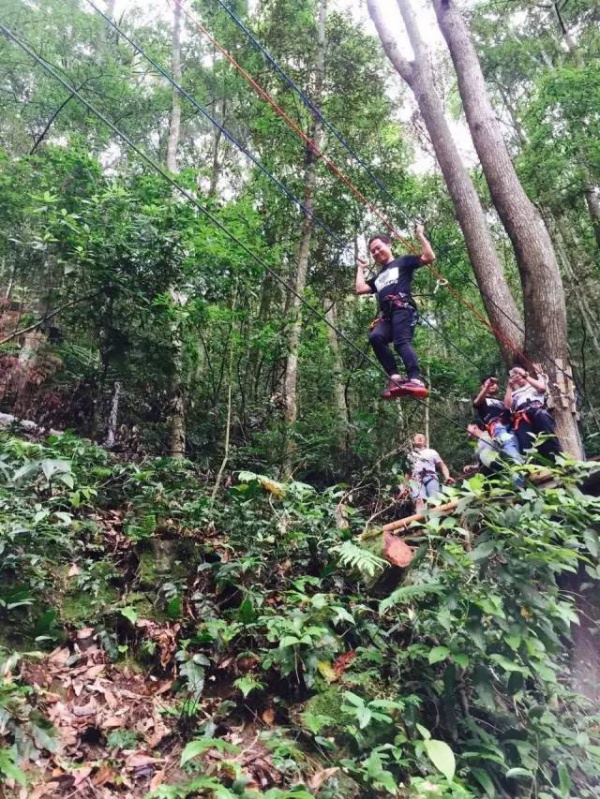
[406,433,454,513]
[504,366,562,461]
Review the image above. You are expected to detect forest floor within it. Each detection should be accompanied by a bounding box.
[14,639,301,798]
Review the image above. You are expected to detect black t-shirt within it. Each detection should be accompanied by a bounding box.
[475,397,509,425]
[366,255,422,303]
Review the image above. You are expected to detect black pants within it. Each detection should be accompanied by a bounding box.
[515,407,562,461]
[369,307,420,380]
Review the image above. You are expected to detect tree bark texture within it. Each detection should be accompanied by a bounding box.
[166,1,186,458]
[166,0,182,174]
[324,300,349,454]
[368,0,524,364]
[431,0,581,456]
[281,0,327,478]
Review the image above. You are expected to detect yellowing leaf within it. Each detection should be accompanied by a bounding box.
[317,661,337,683]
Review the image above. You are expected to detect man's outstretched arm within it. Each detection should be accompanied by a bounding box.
[355,258,374,295]
[415,223,435,265]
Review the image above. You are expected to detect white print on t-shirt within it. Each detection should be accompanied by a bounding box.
[511,377,547,410]
[374,266,400,294]
[409,447,441,478]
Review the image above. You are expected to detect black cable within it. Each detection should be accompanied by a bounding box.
[86,1,490,381]
[214,0,591,409]
[1,23,491,447]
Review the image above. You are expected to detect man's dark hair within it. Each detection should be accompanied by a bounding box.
[368,234,391,247]
[480,374,498,385]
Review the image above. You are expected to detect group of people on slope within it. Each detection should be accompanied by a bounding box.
[401,371,562,514]
[468,367,562,469]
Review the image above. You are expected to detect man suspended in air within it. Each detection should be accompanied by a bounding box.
[355,224,435,399]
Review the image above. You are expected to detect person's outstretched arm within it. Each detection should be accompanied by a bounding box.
[438,458,454,484]
[355,258,373,295]
[415,223,435,265]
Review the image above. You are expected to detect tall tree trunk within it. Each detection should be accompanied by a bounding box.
[281,0,327,478]
[368,0,524,364]
[166,0,182,174]
[105,380,121,448]
[166,0,186,458]
[431,0,581,456]
[324,299,349,455]
[583,186,600,251]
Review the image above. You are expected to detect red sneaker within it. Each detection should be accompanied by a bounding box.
[400,379,429,399]
[381,375,406,400]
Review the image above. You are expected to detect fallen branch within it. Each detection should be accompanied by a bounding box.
[0,292,100,346]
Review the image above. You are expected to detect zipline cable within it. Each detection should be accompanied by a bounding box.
[85,1,481,374]
[2,24,488,449]
[204,0,587,405]
[170,0,562,386]
[82,2,346,248]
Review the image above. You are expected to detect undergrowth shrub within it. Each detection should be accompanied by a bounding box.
[1,431,600,798]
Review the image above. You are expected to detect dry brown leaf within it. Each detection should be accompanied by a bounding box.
[72,680,84,697]
[262,708,275,725]
[71,766,93,787]
[48,647,71,666]
[101,715,125,729]
[383,532,415,567]
[103,688,118,708]
[72,699,98,717]
[67,563,81,577]
[84,664,106,679]
[309,767,339,791]
[146,719,169,749]
[125,753,163,769]
[91,765,116,787]
[149,769,166,791]
[153,680,173,696]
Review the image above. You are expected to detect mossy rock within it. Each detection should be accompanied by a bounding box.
[61,584,119,624]
[136,538,203,588]
[302,686,354,730]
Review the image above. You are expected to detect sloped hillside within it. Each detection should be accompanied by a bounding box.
[1,429,600,798]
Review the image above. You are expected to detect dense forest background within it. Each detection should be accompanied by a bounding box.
[1,1,600,797]
[1,0,598,481]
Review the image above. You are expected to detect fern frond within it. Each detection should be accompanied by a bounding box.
[333,540,386,578]
[379,582,444,615]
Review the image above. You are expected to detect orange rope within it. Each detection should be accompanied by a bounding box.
[176,0,543,376]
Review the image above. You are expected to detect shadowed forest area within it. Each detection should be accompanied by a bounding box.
[1,0,600,796]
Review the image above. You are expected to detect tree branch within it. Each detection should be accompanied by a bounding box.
[367,0,414,83]
[0,291,101,346]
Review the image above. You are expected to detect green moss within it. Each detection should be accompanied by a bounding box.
[136,538,202,588]
[61,585,119,624]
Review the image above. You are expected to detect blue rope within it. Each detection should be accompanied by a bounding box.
[215,0,590,401]
[86,0,347,249]
[215,0,412,221]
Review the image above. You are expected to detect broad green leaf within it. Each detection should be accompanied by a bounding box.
[557,762,571,798]
[279,636,301,648]
[468,540,496,561]
[471,766,496,797]
[0,748,27,785]
[120,606,138,624]
[583,529,599,558]
[233,675,264,698]
[428,646,450,665]
[181,738,240,765]
[424,738,456,782]
[505,767,534,779]
[416,722,431,740]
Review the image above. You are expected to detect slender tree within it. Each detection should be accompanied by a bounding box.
[431,0,580,456]
[166,0,186,458]
[367,0,524,363]
[281,0,328,477]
